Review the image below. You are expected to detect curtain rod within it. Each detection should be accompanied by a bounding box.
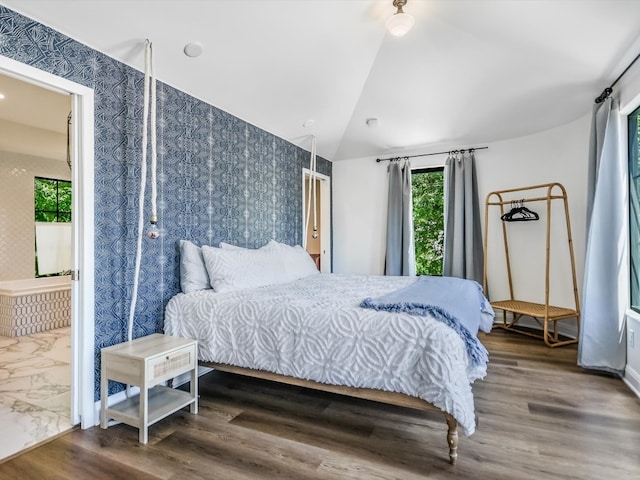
[375,146,488,163]
[595,51,640,103]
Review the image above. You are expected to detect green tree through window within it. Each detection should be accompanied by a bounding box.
[35,177,72,222]
[34,177,72,277]
[412,168,444,275]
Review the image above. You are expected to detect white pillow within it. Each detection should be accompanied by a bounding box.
[219,241,248,250]
[262,241,319,280]
[202,245,290,293]
[179,240,211,293]
[219,241,274,250]
[288,245,321,278]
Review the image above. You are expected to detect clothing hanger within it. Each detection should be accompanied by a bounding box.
[500,199,539,222]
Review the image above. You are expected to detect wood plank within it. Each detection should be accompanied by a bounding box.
[0,437,161,480]
[156,422,326,480]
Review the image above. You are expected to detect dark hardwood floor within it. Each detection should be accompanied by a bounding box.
[1,329,639,479]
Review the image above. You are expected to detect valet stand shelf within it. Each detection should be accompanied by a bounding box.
[100,333,198,444]
[491,299,579,347]
[483,183,581,348]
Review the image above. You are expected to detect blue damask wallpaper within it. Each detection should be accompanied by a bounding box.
[0,6,331,398]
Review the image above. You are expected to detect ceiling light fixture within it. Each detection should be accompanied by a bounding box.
[386,0,415,37]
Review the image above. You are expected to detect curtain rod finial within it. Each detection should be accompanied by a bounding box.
[595,87,613,104]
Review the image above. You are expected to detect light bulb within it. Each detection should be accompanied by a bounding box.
[386,11,415,37]
[147,217,160,239]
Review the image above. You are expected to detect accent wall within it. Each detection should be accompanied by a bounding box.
[0,6,331,398]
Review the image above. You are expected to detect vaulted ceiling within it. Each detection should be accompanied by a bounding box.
[2,0,640,161]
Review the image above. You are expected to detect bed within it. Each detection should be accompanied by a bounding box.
[164,240,493,464]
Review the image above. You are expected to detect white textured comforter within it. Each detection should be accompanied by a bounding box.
[164,273,490,435]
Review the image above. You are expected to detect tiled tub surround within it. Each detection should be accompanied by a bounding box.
[0,7,332,400]
[0,327,72,460]
[0,276,71,337]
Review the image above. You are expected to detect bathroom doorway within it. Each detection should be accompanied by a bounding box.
[0,70,74,460]
[302,169,331,272]
[0,55,95,459]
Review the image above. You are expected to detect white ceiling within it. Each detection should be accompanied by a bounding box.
[0,72,69,133]
[0,71,70,161]
[2,0,640,161]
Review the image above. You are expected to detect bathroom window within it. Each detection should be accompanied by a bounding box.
[34,177,72,277]
[34,177,72,222]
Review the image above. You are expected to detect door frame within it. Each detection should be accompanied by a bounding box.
[0,55,96,428]
[302,168,331,272]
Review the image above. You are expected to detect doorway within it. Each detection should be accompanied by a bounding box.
[302,169,331,272]
[0,54,96,455]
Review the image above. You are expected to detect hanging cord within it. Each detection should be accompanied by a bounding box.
[149,40,158,237]
[127,40,158,345]
[311,137,318,239]
[303,135,318,248]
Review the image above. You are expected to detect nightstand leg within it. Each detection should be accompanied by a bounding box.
[190,367,198,414]
[139,385,149,444]
[100,354,107,429]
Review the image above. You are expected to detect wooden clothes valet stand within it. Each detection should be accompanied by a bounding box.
[483,182,580,347]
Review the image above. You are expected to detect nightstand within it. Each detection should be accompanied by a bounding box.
[100,333,198,444]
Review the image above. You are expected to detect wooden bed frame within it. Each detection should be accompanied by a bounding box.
[202,361,460,465]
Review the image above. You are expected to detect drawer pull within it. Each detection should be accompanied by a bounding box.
[153,351,191,379]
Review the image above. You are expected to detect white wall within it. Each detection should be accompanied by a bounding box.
[0,118,66,162]
[333,114,591,323]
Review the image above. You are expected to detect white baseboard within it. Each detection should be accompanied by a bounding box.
[624,364,640,399]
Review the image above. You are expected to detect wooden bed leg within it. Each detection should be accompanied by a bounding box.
[444,413,458,465]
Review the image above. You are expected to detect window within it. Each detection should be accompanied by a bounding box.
[34,177,72,277]
[630,105,640,312]
[412,167,445,275]
[35,177,72,222]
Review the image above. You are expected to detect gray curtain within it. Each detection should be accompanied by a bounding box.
[443,151,483,283]
[578,97,627,375]
[385,160,416,276]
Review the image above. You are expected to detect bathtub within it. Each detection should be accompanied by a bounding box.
[0,276,71,337]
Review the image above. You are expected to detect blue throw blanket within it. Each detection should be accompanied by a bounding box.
[360,276,491,366]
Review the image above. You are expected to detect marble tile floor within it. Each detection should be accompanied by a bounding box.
[0,327,73,461]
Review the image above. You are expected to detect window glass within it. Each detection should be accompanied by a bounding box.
[34,177,72,277]
[412,168,445,275]
[629,105,640,311]
[34,177,72,222]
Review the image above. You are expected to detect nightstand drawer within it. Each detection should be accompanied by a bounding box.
[147,343,196,384]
